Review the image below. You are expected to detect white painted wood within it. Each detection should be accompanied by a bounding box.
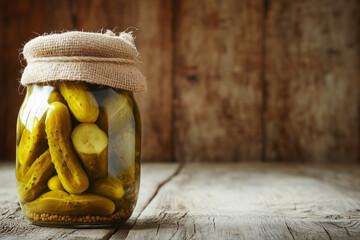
[0,162,179,240]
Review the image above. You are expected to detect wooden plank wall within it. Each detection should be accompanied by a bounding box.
[0,0,74,161]
[173,0,263,162]
[264,0,360,162]
[0,0,359,163]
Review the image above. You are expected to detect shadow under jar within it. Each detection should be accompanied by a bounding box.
[16,82,141,228]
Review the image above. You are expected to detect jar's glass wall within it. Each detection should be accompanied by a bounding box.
[16,82,140,227]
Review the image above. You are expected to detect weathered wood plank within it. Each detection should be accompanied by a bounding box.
[76,0,173,162]
[0,162,179,239]
[0,0,74,162]
[0,162,18,203]
[1,163,359,239]
[109,163,183,239]
[126,163,360,239]
[127,216,359,240]
[173,0,264,162]
[264,0,360,162]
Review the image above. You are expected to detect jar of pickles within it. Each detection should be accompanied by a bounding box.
[16,31,146,227]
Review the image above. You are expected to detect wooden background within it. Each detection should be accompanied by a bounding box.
[0,0,359,163]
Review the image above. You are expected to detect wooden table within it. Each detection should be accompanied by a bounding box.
[0,162,359,239]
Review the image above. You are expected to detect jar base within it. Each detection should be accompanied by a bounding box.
[23,208,132,228]
[30,221,128,229]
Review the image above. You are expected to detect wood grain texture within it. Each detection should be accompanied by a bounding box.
[0,0,74,161]
[76,0,173,162]
[0,0,173,163]
[173,0,264,162]
[1,1,360,163]
[0,162,180,239]
[125,163,360,240]
[264,0,360,162]
[0,162,359,239]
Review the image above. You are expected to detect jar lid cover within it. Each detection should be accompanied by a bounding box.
[21,30,146,92]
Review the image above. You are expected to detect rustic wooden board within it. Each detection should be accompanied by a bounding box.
[173,0,264,162]
[76,0,173,162]
[0,0,74,162]
[0,162,180,239]
[125,163,360,239]
[264,0,360,162]
[0,163,359,239]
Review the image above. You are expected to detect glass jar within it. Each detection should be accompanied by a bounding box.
[16,81,141,227]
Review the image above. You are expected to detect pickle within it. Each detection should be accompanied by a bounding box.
[96,107,108,133]
[113,184,139,213]
[18,150,55,203]
[46,102,89,194]
[48,91,65,104]
[118,162,140,186]
[59,81,99,123]
[113,198,135,216]
[16,87,33,145]
[91,175,124,201]
[16,116,25,145]
[71,123,108,180]
[133,97,142,162]
[24,190,115,216]
[47,175,65,191]
[97,90,133,133]
[17,115,47,176]
[108,126,136,176]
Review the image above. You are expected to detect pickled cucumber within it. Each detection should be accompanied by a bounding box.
[16,116,25,145]
[97,90,133,133]
[17,115,47,174]
[108,126,136,176]
[24,190,115,216]
[46,102,89,194]
[96,107,108,133]
[113,198,135,216]
[17,85,56,147]
[113,183,139,212]
[118,163,140,186]
[16,87,33,145]
[71,123,108,180]
[47,175,65,191]
[18,150,55,203]
[48,91,65,104]
[91,175,124,201]
[59,81,99,123]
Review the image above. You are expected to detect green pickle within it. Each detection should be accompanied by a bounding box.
[96,89,133,133]
[90,175,124,201]
[16,83,141,227]
[47,175,65,191]
[24,190,115,216]
[59,81,99,123]
[46,102,89,194]
[17,150,55,203]
[71,123,108,180]
[17,115,47,177]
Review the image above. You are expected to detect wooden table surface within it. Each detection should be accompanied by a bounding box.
[0,162,359,240]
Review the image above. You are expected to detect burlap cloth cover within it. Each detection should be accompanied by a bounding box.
[21,30,146,91]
